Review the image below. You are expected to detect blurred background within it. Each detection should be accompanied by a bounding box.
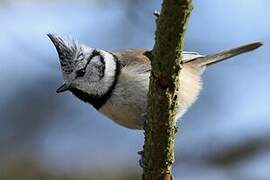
[0,0,269,179]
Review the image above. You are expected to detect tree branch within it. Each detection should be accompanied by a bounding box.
[142,0,193,179]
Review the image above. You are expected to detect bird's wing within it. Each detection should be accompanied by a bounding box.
[114,49,202,67]
[114,49,151,73]
[182,51,204,63]
[114,49,150,66]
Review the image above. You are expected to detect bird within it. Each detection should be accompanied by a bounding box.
[48,33,262,130]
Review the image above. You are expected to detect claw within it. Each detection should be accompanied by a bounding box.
[139,158,146,168]
[138,150,146,168]
[137,150,143,155]
[154,10,160,18]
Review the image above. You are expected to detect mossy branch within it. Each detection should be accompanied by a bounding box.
[142,0,193,179]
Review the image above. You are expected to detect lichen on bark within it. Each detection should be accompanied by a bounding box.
[142,0,193,179]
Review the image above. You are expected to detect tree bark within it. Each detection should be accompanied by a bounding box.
[142,0,193,179]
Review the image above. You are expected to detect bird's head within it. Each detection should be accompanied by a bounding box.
[48,34,118,97]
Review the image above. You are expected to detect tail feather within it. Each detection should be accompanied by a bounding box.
[185,42,263,67]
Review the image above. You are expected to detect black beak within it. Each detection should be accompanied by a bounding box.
[56,84,70,93]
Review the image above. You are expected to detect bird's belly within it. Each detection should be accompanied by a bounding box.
[99,95,146,129]
[99,76,148,129]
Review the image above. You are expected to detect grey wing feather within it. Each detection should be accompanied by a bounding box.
[114,49,151,73]
[114,49,150,66]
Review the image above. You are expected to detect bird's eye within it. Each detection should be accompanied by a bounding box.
[75,69,86,78]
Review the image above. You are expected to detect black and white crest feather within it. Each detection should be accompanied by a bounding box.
[48,33,82,73]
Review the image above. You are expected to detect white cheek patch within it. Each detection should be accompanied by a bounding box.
[96,51,117,95]
[101,51,117,80]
